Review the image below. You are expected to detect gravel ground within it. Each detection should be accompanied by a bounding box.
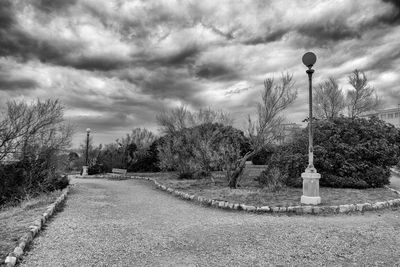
[19,178,400,266]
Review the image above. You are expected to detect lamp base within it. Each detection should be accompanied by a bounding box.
[301,195,321,205]
[82,166,88,176]
[301,171,321,205]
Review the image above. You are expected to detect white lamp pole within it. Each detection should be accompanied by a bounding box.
[82,128,91,176]
[301,52,321,205]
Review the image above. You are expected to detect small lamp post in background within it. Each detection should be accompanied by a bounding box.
[82,128,91,176]
[398,103,400,128]
[301,52,321,205]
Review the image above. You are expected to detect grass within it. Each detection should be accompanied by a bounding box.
[136,172,400,208]
[0,190,63,264]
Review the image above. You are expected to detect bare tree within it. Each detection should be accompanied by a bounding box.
[226,73,297,188]
[346,69,380,118]
[0,99,70,161]
[313,77,345,119]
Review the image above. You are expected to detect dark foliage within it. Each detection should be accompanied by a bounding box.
[269,117,400,188]
[88,163,108,175]
[250,146,275,165]
[127,140,160,172]
[0,160,69,206]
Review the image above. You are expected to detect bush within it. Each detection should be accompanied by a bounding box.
[43,173,69,191]
[0,162,70,206]
[269,117,400,188]
[88,164,106,175]
[257,167,286,191]
[178,172,194,179]
[158,123,250,177]
[127,140,160,172]
[251,146,275,165]
[0,162,26,205]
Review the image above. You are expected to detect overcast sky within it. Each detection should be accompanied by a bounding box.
[1,0,399,147]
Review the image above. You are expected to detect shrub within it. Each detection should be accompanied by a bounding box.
[43,173,69,191]
[269,117,400,188]
[127,140,160,172]
[158,123,250,178]
[257,167,286,191]
[0,163,26,205]
[88,164,106,175]
[178,172,194,179]
[250,146,275,165]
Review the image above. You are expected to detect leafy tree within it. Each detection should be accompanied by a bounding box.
[313,77,345,119]
[346,69,380,118]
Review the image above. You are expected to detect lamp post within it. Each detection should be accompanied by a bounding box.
[82,128,91,176]
[301,52,321,205]
[398,104,400,128]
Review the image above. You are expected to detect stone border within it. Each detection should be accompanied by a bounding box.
[129,175,400,215]
[3,186,71,267]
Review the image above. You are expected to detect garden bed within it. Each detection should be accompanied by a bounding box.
[137,172,400,208]
[0,190,63,265]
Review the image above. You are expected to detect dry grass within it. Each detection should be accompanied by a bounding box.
[0,190,62,264]
[145,172,400,207]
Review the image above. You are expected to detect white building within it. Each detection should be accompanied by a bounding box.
[361,107,400,128]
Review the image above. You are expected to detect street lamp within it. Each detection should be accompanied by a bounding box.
[301,52,321,205]
[82,128,91,176]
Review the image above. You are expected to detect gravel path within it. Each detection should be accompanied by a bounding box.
[20,178,400,266]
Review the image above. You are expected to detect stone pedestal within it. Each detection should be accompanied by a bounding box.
[82,166,88,176]
[301,172,321,205]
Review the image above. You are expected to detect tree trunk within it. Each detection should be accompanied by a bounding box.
[227,151,257,188]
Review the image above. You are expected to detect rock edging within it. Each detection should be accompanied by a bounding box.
[4,186,71,267]
[129,176,400,215]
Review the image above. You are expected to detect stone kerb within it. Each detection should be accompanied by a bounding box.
[3,186,71,267]
[129,175,400,216]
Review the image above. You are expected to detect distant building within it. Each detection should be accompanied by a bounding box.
[360,107,400,128]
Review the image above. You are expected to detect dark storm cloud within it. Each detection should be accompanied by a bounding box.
[296,23,361,47]
[160,46,200,66]
[381,0,400,24]
[243,29,288,45]
[1,0,399,146]
[0,61,38,91]
[0,0,130,71]
[139,68,201,101]
[0,0,14,29]
[365,48,400,73]
[0,75,38,91]
[194,62,240,81]
[67,56,130,71]
[31,0,78,13]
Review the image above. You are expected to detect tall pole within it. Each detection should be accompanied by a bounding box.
[82,128,91,176]
[306,68,316,173]
[398,104,400,128]
[86,129,90,166]
[301,52,321,205]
